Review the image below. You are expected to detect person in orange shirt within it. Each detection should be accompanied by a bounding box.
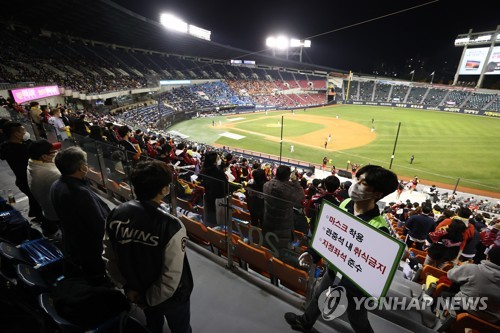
[434,206,475,251]
[425,206,475,268]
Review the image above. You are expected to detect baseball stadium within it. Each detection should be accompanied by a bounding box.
[1,1,499,333]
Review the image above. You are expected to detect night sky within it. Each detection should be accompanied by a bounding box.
[113,0,499,81]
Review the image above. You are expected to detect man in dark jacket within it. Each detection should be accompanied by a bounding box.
[50,146,111,284]
[405,204,435,250]
[199,151,227,227]
[0,122,44,221]
[103,160,193,333]
[263,165,305,254]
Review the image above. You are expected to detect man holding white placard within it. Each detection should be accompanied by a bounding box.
[285,165,399,333]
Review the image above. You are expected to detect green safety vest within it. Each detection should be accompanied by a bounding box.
[339,198,387,230]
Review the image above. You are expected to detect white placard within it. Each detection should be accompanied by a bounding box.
[311,201,405,298]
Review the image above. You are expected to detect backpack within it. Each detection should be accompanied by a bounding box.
[0,209,42,244]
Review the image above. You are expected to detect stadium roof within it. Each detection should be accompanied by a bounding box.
[2,0,337,73]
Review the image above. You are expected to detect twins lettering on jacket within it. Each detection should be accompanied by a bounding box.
[109,219,159,246]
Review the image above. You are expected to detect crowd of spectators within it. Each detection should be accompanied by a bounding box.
[2,99,500,331]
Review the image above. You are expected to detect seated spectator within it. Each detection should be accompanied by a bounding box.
[470,213,487,232]
[442,246,500,324]
[460,223,481,262]
[394,203,410,227]
[307,175,341,234]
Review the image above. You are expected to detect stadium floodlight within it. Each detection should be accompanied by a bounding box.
[189,25,211,41]
[266,36,289,50]
[160,13,188,33]
[160,13,211,41]
[290,39,311,48]
[266,36,311,62]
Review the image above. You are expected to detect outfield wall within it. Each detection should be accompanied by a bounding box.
[344,100,500,117]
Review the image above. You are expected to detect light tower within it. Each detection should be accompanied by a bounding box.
[266,36,311,62]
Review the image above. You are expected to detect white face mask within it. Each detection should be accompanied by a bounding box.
[216,158,222,166]
[348,182,375,202]
[23,131,31,141]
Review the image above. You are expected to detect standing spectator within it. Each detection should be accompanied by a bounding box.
[285,165,398,333]
[0,122,44,221]
[245,168,267,228]
[0,118,11,143]
[103,160,193,333]
[40,105,51,124]
[50,146,111,284]
[59,108,71,127]
[48,108,69,141]
[433,206,475,252]
[199,151,227,227]
[72,113,90,137]
[103,122,119,144]
[117,125,139,162]
[405,204,435,250]
[134,129,146,151]
[426,219,468,268]
[27,139,62,237]
[29,101,46,138]
[262,165,304,253]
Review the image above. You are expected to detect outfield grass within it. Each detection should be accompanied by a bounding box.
[169,105,500,193]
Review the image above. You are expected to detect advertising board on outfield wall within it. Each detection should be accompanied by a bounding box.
[346,101,495,116]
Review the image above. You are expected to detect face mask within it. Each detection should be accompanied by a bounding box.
[348,182,375,202]
[23,132,31,141]
[216,158,221,166]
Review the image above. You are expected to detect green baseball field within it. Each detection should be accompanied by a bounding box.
[169,105,500,197]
